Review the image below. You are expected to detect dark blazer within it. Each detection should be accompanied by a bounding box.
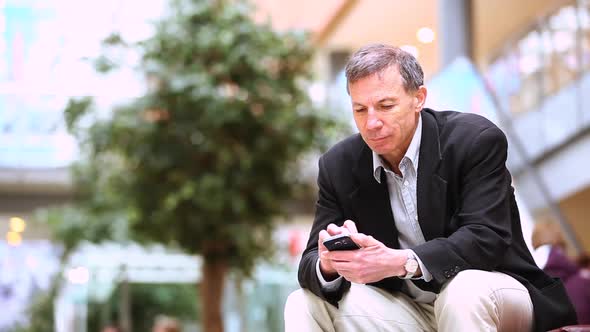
[298,108,577,331]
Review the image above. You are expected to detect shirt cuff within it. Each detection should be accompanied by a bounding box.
[315,258,343,290]
[409,250,433,282]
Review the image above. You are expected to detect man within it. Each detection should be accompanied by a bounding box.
[284,44,577,332]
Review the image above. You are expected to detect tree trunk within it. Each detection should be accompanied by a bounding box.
[201,257,227,332]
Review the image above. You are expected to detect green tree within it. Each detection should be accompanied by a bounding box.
[65,1,333,331]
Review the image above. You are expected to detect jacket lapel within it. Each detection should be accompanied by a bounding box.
[417,110,447,240]
[349,143,400,249]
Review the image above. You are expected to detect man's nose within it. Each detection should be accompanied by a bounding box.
[366,110,383,130]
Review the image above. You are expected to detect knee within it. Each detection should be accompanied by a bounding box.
[436,270,529,313]
[436,270,496,314]
[284,288,316,316]
[436,270,533,331]
[443,269,494,296]
[284,289,305,314]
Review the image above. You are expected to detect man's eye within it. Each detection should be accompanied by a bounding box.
[354,108,366,113]
[381,104,394,109]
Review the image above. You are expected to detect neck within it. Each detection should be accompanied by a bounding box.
[381,154,402,176]
[382,125,417,175]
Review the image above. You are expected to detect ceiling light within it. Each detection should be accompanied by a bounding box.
[417,27,436,44]
[10,217,26,233]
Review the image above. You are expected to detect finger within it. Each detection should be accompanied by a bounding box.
[329,257,352,268]
[326,223,343,235]
[331,263,356,279]
[321,251,336,262]
[318,230,331,250]
[324,250,355,262]
[350,233,381,248]
[343,220,358,234]
[318,230,331,242]
[330,261,348,271]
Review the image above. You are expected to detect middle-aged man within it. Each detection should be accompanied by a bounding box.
[284,44,577,332]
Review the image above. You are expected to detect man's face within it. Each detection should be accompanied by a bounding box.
[349,65,426,166]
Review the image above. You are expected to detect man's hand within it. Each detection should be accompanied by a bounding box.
[317,220,358,280]
[323,233,409,284]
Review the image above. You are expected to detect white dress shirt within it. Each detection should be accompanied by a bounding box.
[316,116,437,303]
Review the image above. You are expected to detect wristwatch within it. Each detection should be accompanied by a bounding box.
[401,251,419,279]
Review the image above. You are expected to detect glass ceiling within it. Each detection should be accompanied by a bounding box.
[0,0,165,168]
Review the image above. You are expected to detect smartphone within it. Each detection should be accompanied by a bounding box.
[322,233,360,251]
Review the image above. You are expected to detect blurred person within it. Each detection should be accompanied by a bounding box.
[568,254,590,324]
[284,44,577,332]
[152,315,181,332]
[532,222,590,324]
[531,221,577,281]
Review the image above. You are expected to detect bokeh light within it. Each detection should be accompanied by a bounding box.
[66,266,90,284]
[9,217,26,233]
[417,27,436,44]
[6,231,22,246]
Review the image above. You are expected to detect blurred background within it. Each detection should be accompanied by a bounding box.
[1,0,589,331]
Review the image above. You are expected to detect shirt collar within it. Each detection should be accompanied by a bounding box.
[372,115,422,183]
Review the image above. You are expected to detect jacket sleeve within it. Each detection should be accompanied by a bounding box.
[413,126,514,288]
[297,154,351,305]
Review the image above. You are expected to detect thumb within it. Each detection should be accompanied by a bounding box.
[350,233,381,248]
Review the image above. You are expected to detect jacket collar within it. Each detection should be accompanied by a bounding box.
[416,109,446,240]
[416,109,442,175]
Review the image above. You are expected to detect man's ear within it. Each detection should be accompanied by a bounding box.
[414,86,427,111]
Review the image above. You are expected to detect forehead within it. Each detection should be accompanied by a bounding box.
[349,66,406,102]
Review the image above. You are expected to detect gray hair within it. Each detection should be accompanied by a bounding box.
[345,44,424,92]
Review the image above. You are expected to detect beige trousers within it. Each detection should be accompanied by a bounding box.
[284,270,533,332]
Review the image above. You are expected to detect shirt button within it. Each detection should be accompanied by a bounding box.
[414,215,418,221]
[404,180,409,186]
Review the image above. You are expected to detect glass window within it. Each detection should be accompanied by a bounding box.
[485,3,589,117]
[0,0,165,168]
